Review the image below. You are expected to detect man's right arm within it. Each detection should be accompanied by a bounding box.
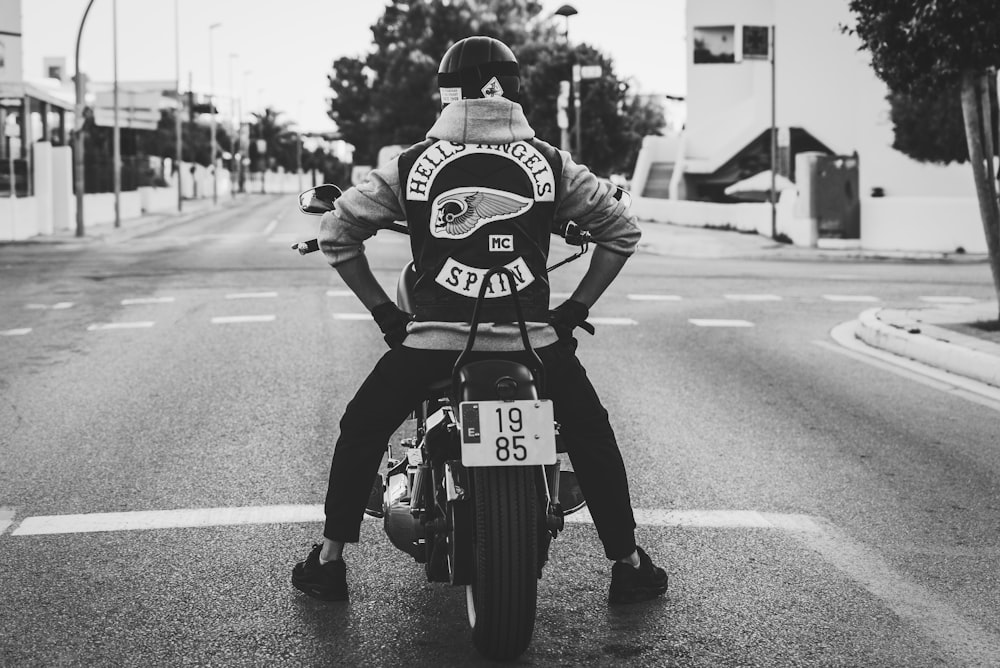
[318,159,407,310]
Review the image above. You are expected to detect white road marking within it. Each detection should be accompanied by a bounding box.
[121,297,175,305]
[211,315,276,324]
[87,322,155,331]
[263,219,278,236]
[818,321,1000,411]
[333,313,373,321]
[0,507,15,534]
[225,291,278,299]
[11,505,324,535]
[689,319,754,327]
[588,317,638,326]
[823,294,880,303]
[1,328,32,336]
[725,294,782,302]
[918,296,978,304]
[628,294,683,301]
[550,292,573,300]
[326,289,354,298]
[6,506,821,536]
[566,508,820,531]
[11,504,996,662]
[25,302,75,310]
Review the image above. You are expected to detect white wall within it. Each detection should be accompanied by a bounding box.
[683,0,975,199]
[0,144,297,241]
[861,197,986,253]
[633,188,799,238]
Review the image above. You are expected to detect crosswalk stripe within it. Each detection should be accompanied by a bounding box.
[1,328,31,336]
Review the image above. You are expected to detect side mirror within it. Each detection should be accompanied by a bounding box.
[298,184,343,215]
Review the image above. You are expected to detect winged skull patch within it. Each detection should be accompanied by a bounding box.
[430,187,533,239]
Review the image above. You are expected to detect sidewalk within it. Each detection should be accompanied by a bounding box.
[0,197,224,247]
[634,220,1000,391]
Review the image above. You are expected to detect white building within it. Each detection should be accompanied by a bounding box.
[631,0,986,254]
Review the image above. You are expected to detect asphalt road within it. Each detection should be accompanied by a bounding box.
[2,194,999,667]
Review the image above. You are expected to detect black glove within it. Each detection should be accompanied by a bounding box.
[371,302,413,349]
[548,299,596,341]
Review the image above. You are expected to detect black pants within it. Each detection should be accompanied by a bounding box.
[323,339,638,561]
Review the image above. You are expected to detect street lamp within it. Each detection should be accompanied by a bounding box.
[208,22,222,205]
[229,53,238,196]
[73,0,97,237]
[554,4,580,158]
[174,0,182,212]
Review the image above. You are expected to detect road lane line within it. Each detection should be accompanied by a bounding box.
[689,319,754,327]
[724,294,782,302]
[1,328,31,336]
[628,294,683,301]
[121,297,175,305]
[11,504,995,662]
[326,290,354,297]
[788,516,1000,666]
[87,322,155,331]
[565,508,821,531]
[823,294,880,303]
[11,505,324,535]
[25,302,75,310]
[225,291,278,299]
[211,315,276,324]
[333,313,373,320]
[263,219,278,236]
[588,317,638,326]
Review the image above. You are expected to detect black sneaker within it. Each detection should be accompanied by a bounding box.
[608,546,668,604]
[292,544,348,601]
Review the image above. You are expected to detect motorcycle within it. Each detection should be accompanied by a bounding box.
[294,183,623,660]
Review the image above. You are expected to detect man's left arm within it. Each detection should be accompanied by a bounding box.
[553,153,641,308]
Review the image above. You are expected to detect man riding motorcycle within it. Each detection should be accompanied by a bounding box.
[292,35,668,606]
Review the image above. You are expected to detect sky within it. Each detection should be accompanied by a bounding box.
[20,0,686,134]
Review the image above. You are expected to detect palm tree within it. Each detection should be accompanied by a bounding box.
[248,107,300,173]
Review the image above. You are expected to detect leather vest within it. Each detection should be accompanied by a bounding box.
[397,138,562,324]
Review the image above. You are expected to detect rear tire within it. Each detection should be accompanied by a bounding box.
[467,466,538,660]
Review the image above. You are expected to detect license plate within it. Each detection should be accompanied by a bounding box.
[459,400,557,467]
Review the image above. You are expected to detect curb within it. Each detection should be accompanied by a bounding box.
[855,307,1000,389]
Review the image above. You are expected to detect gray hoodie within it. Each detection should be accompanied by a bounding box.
[319,98,641,351]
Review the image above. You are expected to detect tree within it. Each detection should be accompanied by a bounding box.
[326,0,663,176]
[848,0,1000,316]
[884,81,998,166]
[248,107,300,173]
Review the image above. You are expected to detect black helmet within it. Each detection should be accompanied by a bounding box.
[437,36,520,106]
